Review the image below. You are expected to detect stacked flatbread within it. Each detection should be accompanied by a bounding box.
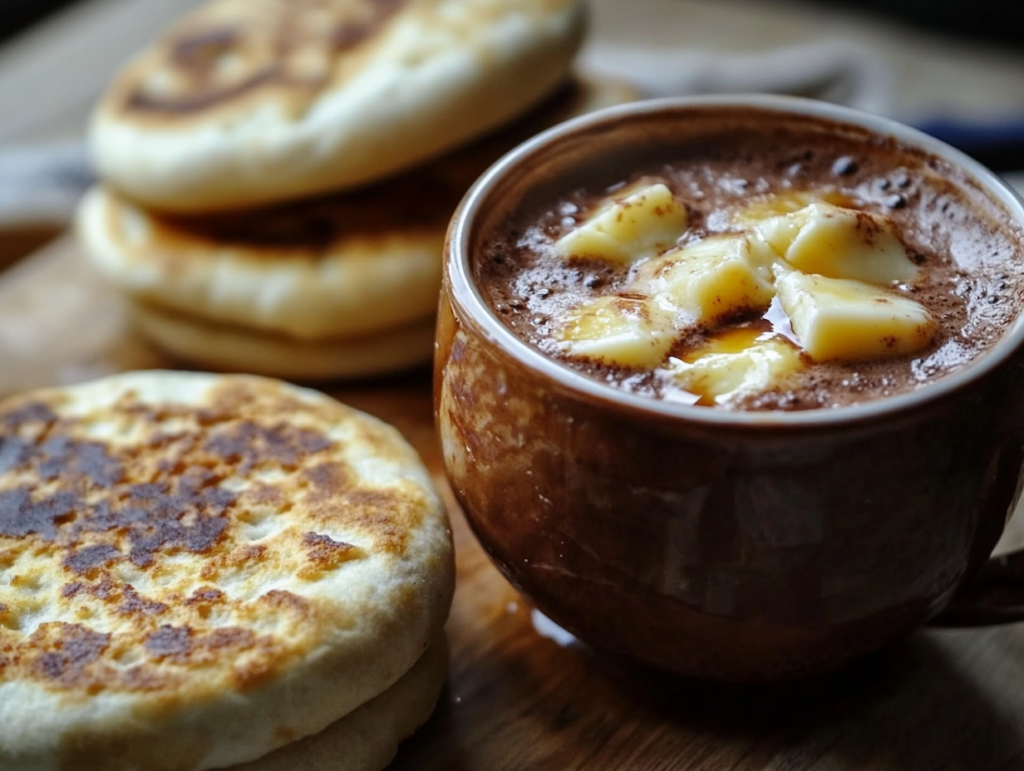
[0,370,455,771]
[75,0,633,381]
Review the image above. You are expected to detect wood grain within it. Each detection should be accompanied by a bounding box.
[4,237,1024,770]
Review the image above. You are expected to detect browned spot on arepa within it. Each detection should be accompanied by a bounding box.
[106,0,412,126]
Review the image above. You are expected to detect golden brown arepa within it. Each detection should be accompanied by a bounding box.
[0,371,454,770]
[78,76,639,381]
[88,0,588,214]
[77,168,455,342]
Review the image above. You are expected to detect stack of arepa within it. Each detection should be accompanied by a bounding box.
[0,370,455,771]
[75,0,636,382]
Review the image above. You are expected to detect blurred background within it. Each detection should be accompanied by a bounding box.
[3,0,79,45]
[1,0,1023,267]
[6,0,1024,51]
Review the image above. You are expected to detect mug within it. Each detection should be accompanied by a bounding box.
[434,94,1024,681]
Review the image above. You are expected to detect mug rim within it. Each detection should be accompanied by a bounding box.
[447,93,1024,427]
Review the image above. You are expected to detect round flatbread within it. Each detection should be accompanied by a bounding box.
[77,74,638,343]
[0,371,454,771]
[127,300,436,381]
[88,0,587,213]
[77,182,447,341]
[241,634,447,771]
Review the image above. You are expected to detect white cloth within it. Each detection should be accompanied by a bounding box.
[580,39,896,115]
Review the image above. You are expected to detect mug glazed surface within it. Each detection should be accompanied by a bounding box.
[434,95,1024,681]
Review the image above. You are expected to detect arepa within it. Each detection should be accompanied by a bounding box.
[238,634,448,771]
[0,371,454,770]
[88,0,588,213]
[126,300,437,380]
[76,179,450,341]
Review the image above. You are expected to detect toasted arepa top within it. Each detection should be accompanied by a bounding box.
[0,371,453,771]
[89,0,587,212]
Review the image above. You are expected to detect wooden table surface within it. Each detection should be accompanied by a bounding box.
[4,236,1024,770]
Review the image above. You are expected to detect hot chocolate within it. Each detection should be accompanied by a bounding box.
[438,97,1024,679]
[475,108,1024,409]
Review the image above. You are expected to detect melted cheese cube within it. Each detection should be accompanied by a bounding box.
[756,202,919,284]
[776,270,937,362]
[638,234,775,326]
[559,295,677,368]
[554,183,689,264]
[665,329,803,405]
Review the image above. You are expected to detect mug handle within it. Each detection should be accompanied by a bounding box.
[928,550,1024,627]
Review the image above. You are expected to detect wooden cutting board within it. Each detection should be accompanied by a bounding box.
[3,236,1024,770]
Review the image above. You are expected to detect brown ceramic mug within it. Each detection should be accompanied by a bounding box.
[434,95,1024,681]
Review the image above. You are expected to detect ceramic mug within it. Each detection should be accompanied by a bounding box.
[434,95,1024,681]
